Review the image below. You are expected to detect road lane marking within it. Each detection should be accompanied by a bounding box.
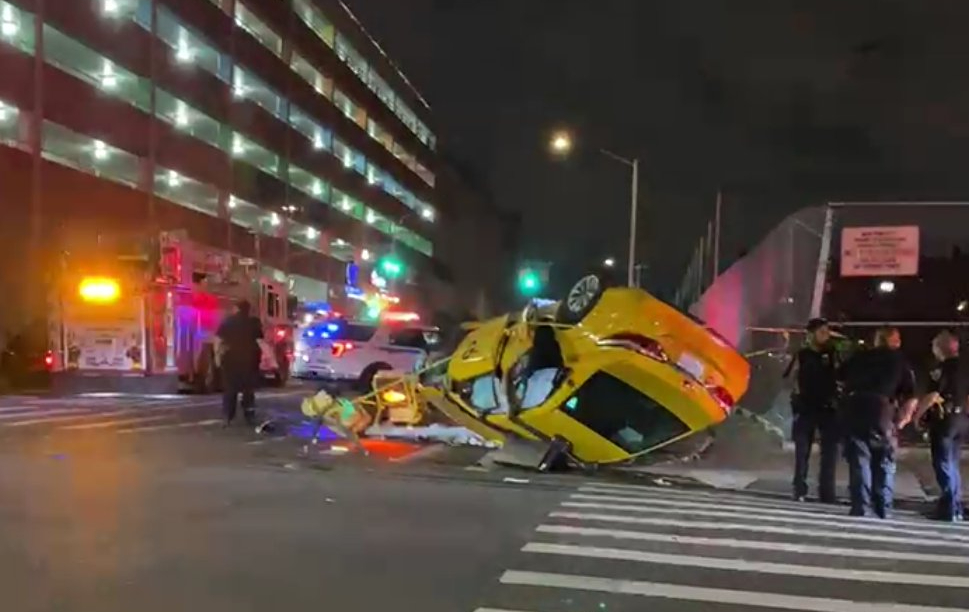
[535,524,969,565]
[3,409,135,428]
[0,405,50,414]
[565,497,969,538]
[0,408,84,422]
[499,570,964,612]
[548,511,969,551]
[523,542,969,588]
[117,419,222,434]
[60,416,173,431]
[578,484,921,517]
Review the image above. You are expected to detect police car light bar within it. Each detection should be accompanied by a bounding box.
[382,311,420,323]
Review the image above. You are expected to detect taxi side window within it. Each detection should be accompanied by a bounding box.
[390,328,428,350]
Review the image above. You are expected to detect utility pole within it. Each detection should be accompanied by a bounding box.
[714,189,722,279]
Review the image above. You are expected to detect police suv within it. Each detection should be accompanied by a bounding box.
[292,314,441,389]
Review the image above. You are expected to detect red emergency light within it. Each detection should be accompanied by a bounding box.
[382,311,420,323]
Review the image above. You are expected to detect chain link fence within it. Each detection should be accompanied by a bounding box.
[687,202,969,441]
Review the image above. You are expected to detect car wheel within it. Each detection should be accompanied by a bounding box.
[358,362,392,393]
[557,271,610,324]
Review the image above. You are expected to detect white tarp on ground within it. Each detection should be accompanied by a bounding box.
[365,423,500,447]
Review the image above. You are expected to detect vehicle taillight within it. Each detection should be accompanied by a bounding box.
[43,351,54,370]
[275,328,287,341]
[331,341,354,357]
[706,385,735,414]
[598,333,669,362]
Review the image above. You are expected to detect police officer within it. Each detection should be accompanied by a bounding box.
[840,327,917,519]
[216,299,263,427]
[786,318,840,503]
[899,330,969,521]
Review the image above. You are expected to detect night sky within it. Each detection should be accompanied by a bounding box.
[345,0,969,290]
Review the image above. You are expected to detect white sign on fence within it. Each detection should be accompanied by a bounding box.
[841,225,920,277]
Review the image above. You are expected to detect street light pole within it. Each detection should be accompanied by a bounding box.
[600,148,639,287]
[629,158,639,287]
[550,132,641,287]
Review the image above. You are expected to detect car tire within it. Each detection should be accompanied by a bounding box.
[358,362,392,393]
[556,271,613,324]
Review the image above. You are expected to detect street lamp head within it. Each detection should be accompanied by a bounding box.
[549,130,573,155]
[603,258,615,268]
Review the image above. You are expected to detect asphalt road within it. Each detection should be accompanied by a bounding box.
[1,389,967,611]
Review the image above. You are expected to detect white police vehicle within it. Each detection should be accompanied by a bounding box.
[292,313,441,389]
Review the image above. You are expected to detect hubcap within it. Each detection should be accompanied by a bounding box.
[567,275,600,313]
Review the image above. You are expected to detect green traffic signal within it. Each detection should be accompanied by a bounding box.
[518,269,541,295]
[379,256,404,278]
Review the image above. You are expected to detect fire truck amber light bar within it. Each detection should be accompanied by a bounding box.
[78,277,121,303]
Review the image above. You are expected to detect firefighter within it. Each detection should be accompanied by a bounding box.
[216,299,263,427]
[899,330,969,522]
[840,327,917,519]
[786,318,840,503]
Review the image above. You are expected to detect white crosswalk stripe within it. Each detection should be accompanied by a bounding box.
[0,395,224,435]
[473,481,969,612]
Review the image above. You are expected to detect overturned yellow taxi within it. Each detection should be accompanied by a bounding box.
[444,272,750,466]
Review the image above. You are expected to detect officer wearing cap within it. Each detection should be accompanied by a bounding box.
[785,318,841,503]
[840,326,917,518]
[898,330,969,521]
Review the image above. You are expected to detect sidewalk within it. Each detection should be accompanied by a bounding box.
[625,414,963,504]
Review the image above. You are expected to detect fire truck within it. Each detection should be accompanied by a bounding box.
[49,230,293,393]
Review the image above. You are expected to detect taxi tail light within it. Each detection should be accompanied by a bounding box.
[598,333,669,363]
[706,384,735,414]
[331,341,354,357]
[43,350,54,370]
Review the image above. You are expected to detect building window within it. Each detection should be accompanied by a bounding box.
[367,71,396,112]
[231,132,280,177]
[41,122,142,188]
[293,0,335,48]
[335,34,369,81]
[154,167,220,218]
[288,164,330,203]
[234,67,287,120]
[152,7,231,82]
[99,0,140,19]
[288,105,332,152]
[234,2,282,57]
[366,118,394,151]
[291,53,333,99]
[0,1,35,54]
[228,195,271,233]
[155,89,227,151]
[332,88,367,129]
[43,26,151,112]
[0,98,23,148]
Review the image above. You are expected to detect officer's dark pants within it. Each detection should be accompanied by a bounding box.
[222,356,256,423]
[844,395,896,518]
[792,408,840,501]
[929,414,968,519]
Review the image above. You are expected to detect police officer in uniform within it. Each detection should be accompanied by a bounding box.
[899,330,969,521]
[786,318,840,503]
[840,327,917,518]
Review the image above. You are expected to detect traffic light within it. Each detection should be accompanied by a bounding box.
[518,268,542,296]
[379,255,404,279]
